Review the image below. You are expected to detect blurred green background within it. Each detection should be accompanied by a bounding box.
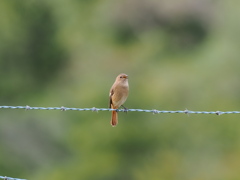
[1,0,240,179]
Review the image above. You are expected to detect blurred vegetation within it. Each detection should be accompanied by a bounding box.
[1,0,240,179]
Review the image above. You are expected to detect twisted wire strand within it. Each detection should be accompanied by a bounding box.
[0,106,239,180]
[0,176,26,180]
[1,105,240,115]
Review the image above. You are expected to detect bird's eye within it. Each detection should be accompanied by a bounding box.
[120,76,123,78]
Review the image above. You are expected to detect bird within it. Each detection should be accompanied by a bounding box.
[109,73,129,127]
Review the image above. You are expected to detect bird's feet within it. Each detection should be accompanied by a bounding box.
[121,105,128,113]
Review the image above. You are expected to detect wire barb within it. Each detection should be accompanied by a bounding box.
[61,106,66,111]
[152,109,159,114]
[91,107,98,112]
[25,105,30,110]
[215,111,222,115]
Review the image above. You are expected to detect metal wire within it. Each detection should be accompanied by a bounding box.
[0,106,239,180]
[0,176,26,180]
[0,105,240,115]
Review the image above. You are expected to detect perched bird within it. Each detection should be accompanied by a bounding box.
[109,73,129,127]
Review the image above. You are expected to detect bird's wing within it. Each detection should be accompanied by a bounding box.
[109,88,114,108]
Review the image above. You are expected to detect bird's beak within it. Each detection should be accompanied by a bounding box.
[123,75,128,79]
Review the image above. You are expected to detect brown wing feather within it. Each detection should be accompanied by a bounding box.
[109,88,114,108]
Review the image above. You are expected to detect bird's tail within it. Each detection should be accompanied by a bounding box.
[111,110,118,127]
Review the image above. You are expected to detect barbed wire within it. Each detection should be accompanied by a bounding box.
[0,176,26,180]
[1,105,240,115]
[0,106,239,180]
[1,106,239,180]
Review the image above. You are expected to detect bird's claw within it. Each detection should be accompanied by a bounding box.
[121,105,128,113]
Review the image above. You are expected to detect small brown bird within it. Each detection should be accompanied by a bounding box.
[109,73,129,127]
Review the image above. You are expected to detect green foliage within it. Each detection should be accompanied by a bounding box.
[0,1,67,103]
[1,0,240,180]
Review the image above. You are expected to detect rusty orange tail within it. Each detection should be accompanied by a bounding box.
[111,110,118,127]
